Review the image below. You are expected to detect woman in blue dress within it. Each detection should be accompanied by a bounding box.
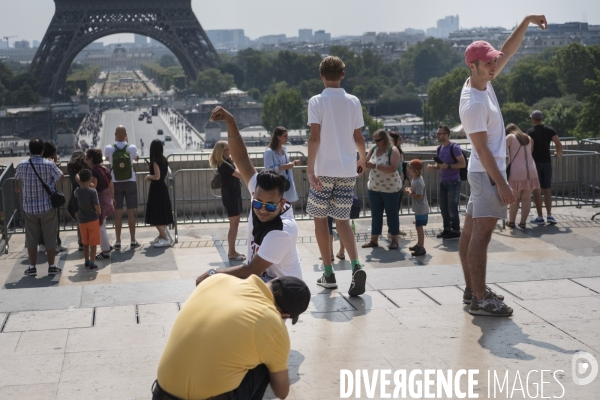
[263,126,299,203]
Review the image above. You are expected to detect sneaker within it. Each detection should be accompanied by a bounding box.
[48,266,61,275]
[316,273,338,289]
[411,246,427,257]
[445,231,461,240]
[89,264,98,271]
[38,245,46,253]
[149,237,161,245]
[436,230,450,239]
[24,266,37,276]
[530,216,545,225]
[408,244,419,251]
[85,259,91,268]
[348,269,367,296]
[55,245,67,253]
[469,291,513,317]
[463,286,504,304]
[130,241,142,249]
[96,252,110,260]
[547,215,557,225]
[153,239,171,248]
[78,244,84,252]
[113,242,121,250]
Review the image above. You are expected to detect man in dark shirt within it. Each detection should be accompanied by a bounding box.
[526,110,562,225]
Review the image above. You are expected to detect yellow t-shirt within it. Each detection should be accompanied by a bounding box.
[157,274,290,400]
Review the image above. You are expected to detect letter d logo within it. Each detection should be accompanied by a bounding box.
[572,351,598,385]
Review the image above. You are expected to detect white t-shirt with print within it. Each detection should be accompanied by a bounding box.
[104,141,139,182]
[246,174,303,280]
[307,88,364,178]
[459,79,506,173]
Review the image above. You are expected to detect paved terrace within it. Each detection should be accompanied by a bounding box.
[0,207,599,399]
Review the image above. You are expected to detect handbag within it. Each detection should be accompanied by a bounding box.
[210,171,222,190]
[506,144,522,181]
[29,159,65,209]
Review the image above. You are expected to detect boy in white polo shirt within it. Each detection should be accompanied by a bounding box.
[306,56,367,296]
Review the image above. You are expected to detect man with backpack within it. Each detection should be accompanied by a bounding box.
[427,125,466,239]
[104,126,141,249]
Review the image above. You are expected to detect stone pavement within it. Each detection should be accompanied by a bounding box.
[0,207,599,399]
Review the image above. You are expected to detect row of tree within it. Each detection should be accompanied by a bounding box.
[0,61,40,106]
[427,43,600,138]
[65,66,101,94]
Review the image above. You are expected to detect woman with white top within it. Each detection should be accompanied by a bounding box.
[263,126,300,203]
[363,129,403,249]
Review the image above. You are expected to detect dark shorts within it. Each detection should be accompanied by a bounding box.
[114,181,138,209]
[536,162,552,189]
[222,190,243,218]
[415,214,429,227]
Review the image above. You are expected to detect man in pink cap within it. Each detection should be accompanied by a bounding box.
[458,15,547,317]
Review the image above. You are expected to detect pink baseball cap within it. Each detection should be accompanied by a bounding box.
[464,41,504,65]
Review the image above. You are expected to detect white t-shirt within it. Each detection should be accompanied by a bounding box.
[459,79,506,173]
[307,88,364,178]
[246,174,303,280]
[104,142,139,182]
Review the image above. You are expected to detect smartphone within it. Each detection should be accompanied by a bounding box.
[433,156,443,164]
[357,166,363,174]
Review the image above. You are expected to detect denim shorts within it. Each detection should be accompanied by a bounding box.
[415,214,428,227]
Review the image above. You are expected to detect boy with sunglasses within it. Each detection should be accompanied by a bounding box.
[196,107,303,286]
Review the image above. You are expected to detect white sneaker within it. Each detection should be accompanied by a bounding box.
[150,237,161,245]
[38,245,46,253]
[153,239,172,248]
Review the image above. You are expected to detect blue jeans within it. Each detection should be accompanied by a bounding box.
[368,190,401,235]
[439,180,461,232]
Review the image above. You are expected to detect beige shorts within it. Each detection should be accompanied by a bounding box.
[466,171,507,219]
[25,209,58,249]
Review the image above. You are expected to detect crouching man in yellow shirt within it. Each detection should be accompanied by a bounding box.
[152,274,311,400]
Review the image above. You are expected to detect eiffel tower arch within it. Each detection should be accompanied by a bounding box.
[32,0,220,98]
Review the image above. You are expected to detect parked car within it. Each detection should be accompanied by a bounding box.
[157,129,163,135]
[146,117,152,123]
[138,114,144,121]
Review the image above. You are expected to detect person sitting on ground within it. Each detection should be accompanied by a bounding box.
[405,159,429,257]
[196,107,303,286]
[154,274,310,400]
[74,169,101,271]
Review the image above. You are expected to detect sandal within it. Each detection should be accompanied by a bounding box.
[361,241,379,248]
[506,221,516,228]
[336,253,345,260]
[319,255,335,261]
[388,242,399,250]
[228,254,246,261]
[518,222,527,229]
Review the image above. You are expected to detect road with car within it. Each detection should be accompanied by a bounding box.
[100,109,181,157]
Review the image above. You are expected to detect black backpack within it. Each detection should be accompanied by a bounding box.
[436,142,468,181]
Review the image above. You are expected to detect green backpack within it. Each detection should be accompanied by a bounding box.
[111,143,132,181]
[370,145,403,176]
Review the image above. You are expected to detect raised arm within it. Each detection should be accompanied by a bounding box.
[209,107,256,186]
[496,15,547,76]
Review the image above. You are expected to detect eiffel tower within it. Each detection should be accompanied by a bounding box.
[32,0,220,98]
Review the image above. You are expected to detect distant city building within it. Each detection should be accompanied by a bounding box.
[0,39,7,49]
[32,40,40,48]
[313,30,331,42]
[82,45,159,70]
[362,32,377,43]
[206,29,249,50]
[134,34,147,47]
[86,42,104,50]
[14,40,30,49]
[299,29,313,42]
[427,15,459,38]
[256,34,287,45]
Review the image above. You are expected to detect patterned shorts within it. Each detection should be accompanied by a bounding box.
[306,176,356,220]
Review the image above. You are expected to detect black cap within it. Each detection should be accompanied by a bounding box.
[272,276,311,325]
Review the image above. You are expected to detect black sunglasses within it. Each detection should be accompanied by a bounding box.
[374,138,383,143]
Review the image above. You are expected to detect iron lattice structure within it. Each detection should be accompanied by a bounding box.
[32,0,220,97]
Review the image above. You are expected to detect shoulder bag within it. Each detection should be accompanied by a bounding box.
[29,159,65,209]
[506,144,522,181]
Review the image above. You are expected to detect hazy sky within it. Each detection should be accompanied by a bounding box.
[1,0,598,43]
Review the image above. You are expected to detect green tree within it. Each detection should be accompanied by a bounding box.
[219,63,245,88]
[298,79,323,99]
[191,69,234,97]
[261,88,304,132]
[501,102,531,132]
[243,54,273,92]
[507,59,561,104]
[353,77,386,101]
[427,67,469,126]
[377,93,422,116]
[247,88,260,101]
[159,55,178,68]
[553,43,596,99]
[362,106,382,136]
[12,73,39,92]
[13,84,39,106]
[400,38,462,86]
[575,69,600,138]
